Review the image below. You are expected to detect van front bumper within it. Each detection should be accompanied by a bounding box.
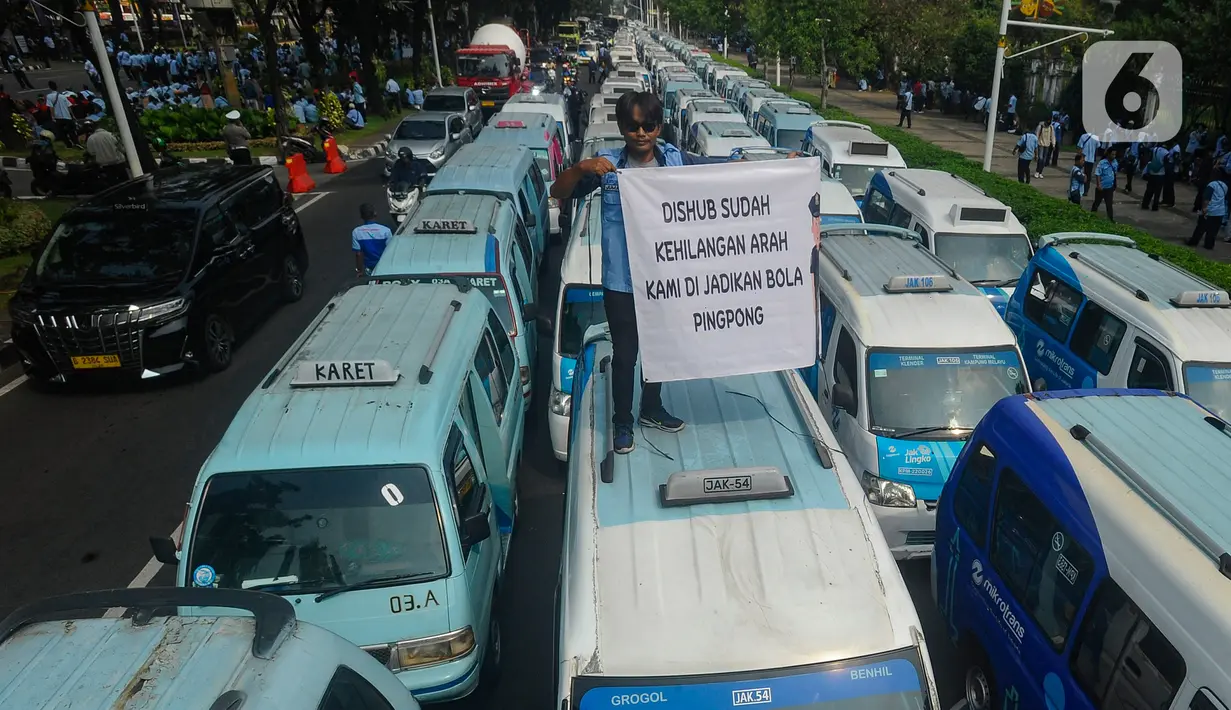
[396,651,482,702]
[870,500,938,561]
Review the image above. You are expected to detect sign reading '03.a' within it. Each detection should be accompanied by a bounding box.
[619,157,821,382]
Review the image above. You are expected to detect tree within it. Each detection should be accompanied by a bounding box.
[241,0,291,150]
[863,0,968,81]
[286,0,330,89]
[949,14,998,93]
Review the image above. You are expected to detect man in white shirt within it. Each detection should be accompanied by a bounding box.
[384,77,401,111]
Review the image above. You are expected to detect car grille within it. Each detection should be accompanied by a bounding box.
[363,644,393,667]
[476,85,509,100]
[904,531,936,547]
[32,309,144,371]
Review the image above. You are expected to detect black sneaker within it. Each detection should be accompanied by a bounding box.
[613,425,635,454]
[640,408,685,433]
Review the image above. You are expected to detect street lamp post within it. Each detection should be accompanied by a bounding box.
[426,0,443,87]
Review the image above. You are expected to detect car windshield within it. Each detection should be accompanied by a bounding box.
[558,286,606,357]
[774,128,808,150]
[868,349,1025,437]
[574,649,929,710]
[186,466,448,594]
[934,232,1032,283]
[1184,363,1231,420]
[457,54,511,78]
[530,48,552,63]
[423,94,466,112]
[395,120,446,140]
[831,163,881,198]
[35,206,198,284]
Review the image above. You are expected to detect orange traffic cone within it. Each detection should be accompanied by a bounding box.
[286,153,316,193]
[323,136,347,174]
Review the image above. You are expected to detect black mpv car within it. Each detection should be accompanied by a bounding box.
[8,164,309,384]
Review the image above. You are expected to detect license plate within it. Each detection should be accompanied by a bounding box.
[71,354,121,369]
[481,100,495,107]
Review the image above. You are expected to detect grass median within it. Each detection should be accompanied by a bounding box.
[708,52,1231,292]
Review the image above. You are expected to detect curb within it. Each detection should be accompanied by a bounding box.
[346,135,391,161]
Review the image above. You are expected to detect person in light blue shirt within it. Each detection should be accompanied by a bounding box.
[1189,168,1228,250]
[1069,152,1087,204]
[1014,130,1038,183]
[1078,131,1099,195]
[352,203,392,275]
[1006,94,1018,132]
[345,103,364,128]
[304,97,319,123]
[292,99,306,124]
[1091,147,1118,222]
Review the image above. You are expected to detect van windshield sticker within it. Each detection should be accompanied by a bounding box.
[868,351,1017,369]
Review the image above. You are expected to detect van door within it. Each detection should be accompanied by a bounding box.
[1016,265,1089,390]
[468,320,520,532]
[908,218,931,247]
[512,216,539,284]
[1116,333,1176,391]
[223,175,286,319]
[507,254,538,372]
[443,420,499,650]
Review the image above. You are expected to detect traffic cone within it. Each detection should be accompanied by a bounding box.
[323,136,347,174]
[286,153,316,193]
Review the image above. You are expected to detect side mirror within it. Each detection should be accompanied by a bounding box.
[462,509,492,546]
[525,214,537,228]
[451,132,462,141]
[831,382,856,412]
[522,302,538,321]
[536,311,554,331]
[1032,377,1048,392]
[149,536,180,565]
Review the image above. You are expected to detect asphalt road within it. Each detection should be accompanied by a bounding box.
[0,83,969,710]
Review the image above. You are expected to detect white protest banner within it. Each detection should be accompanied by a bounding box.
[619,157,822,382]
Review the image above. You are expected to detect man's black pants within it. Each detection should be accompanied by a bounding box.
[898,109,911,128]
[1189,215,1223,249]
[1017,158,1031,183]
[604,288,662,428]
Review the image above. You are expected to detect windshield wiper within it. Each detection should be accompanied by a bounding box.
[892,425,974,440]
[243,577,333,592]
[314,572,440,603]
[970,277,1019,288]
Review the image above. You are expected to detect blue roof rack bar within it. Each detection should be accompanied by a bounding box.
[419,299,463,385]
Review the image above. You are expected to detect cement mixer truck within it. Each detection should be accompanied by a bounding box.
[456,23,529,114]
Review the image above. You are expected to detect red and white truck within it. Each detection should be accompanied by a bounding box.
[456,23,529,113]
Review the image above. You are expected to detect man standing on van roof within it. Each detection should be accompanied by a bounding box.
[550,91,798,455]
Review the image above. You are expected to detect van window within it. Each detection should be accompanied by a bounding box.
[528,165,547,202]
[818,290,835,359]
[474,332,509,424]
[458,383,486,474]
[864,190,892,223]
[512,219,535,271]
[990,467,1094,650]
[1024,267,1083,343]
[1126,340,1174,390]
[953,443,996,548]
[228,175,282,229]
[200,207,236,247]
[447,425,481,515]
[1192,690,1226,710]
[320,665,396,710]
[488,310,516,380]
[1069,301,1126,375]
[518,189,534,226]
[835,327,860,417]
[912,222,931,248]
[1070,578,1186,708]
[888,205,913,229]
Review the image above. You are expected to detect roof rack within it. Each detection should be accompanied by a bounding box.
[1067,249,1150,302]
[949,172,988,197]
[1038,232,1137,249]
[486,199,500,234]
[419,299,463,384]
[810,119,873,133]
[0,588,297,659]
[818,224,923,281]
[1069,423,1231,581]
[262,300,338,389]
[887,170,927,196]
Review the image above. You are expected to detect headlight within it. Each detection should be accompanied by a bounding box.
[430,148,444,159]
[136,298,188,323]
[550,388,572,416]
[861,471,916,508]
[393,627,476,670]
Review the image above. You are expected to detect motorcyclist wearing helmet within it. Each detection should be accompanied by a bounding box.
[389,147,427,187]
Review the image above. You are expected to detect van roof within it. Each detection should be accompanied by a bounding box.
[425,144,536,197]
[817,227,1017,350]
[806,122,906,168]
[478,112,557,148]
[874,168,1027,235]
[762,106,821,130]
[697,120,757,137]
[1033,235,1231,363]
[201,282,491,475]
[560,194,602,286]
[506,92,566,110]
[377,195,518,276]
[562,334,920,676]
[818,179,862,217]
[996,391,1231,657]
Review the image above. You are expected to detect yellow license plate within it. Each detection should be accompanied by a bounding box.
[481,100,495,107]
[71,354,121,369]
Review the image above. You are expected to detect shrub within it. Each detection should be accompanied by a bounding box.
[319,91,346,129]
[138,105,277,143]
[707,53,1231,291]
[0,199,53,258]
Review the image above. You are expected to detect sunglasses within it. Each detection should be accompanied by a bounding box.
[623,120,660,134]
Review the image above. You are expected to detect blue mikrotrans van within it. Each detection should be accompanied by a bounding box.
[375,193,541,406]
[932,389,1231,710]
[152,281,526,701]
[426,143,551,259]
[1004,232,1231,420]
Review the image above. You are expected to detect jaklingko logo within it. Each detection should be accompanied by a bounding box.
[1082,41,1183,143]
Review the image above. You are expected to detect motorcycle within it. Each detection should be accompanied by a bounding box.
[281,122,335,164]
[387,180,425,223]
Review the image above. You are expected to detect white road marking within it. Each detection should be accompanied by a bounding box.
[0,190,333,400]
[102,521,184,618]
[0,374,28,398]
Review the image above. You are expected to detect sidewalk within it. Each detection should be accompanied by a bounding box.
[718,54,1227,263]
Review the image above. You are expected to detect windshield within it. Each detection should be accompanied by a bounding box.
[423,94,466,112]
[395,120,446,140]
[36,207,198,284]
[378,274,515,333]
[530,48,552,63]
[574,649,929,710]
[558,287,606,357]
[582,138,624,160]
[774,128,808,150]
[457,54,511,78]
[933,232,1032,284]
[868,349,1025,437]
[186,466,448,594]
[1184,363,1231,420]
[831,163,881,198]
